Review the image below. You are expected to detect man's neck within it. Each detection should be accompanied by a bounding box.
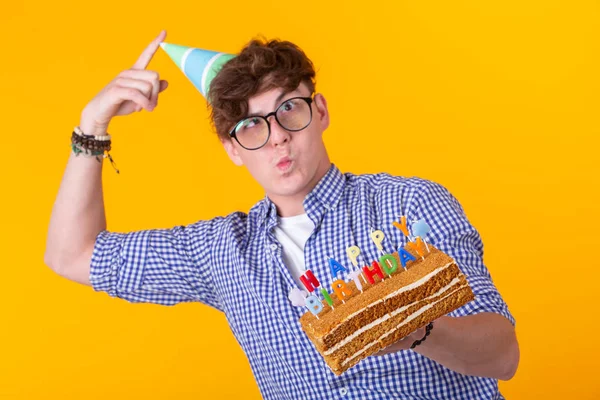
[272,195,307,217]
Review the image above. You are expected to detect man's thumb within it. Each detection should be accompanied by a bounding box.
[159,80,169,93]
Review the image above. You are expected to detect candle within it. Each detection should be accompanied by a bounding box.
[288,287,308,307]
[398,247,417,268]
[393,216,410,237]
[331,279,352,301]
[347,269,364,292]
[329,257,348,279]
[304,294,323,317]
[320,287,334,308]
[346,245,368,285]
[379,254,399,276]
[362,261,385,284]
[406,237,426,258]
[346,246,361,267]
[411,219,431,239]
[299,270,321,293]
[370,229,385,253]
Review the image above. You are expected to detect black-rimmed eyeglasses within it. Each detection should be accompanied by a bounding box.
[228,96,314,150]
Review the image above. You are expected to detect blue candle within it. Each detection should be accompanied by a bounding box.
[329,258,348,279]
[398,247,417,268]
[305,294,323,316]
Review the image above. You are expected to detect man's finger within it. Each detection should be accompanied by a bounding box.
[133,30,167,70]
[158,80,169,93]
[150,80,169,107]
[374,335,414,356]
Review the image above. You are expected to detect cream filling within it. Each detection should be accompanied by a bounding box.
[340,284,465,367]
[324,261,454,340]
[324,276,462,356]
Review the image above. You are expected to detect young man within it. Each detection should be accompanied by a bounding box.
[45,30,519,399]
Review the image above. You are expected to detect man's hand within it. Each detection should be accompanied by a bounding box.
[373,324,429,356]
[373,314,519,380]
[80,30,169,136]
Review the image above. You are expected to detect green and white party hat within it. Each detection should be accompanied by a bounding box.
[159,42,235,100]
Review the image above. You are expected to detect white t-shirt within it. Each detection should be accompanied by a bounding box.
[272,213,315,288]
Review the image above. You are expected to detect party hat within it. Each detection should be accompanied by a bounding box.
[160,42,236,100]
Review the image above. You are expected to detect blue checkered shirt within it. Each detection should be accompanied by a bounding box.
[91,163,515,400]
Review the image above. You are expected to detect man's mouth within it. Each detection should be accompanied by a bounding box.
[276,157,293,171]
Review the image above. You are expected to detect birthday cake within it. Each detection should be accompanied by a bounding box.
[292,217,475,375]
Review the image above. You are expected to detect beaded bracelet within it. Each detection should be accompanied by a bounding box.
[74,125,111,141]
[71,127,119,174]
[71,142,104,157]
[410,322,434,349]
[72,132,111,152]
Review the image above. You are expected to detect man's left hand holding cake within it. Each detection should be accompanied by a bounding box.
[375,313,518,380]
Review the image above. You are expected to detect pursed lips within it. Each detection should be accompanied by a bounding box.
[275,156,292,168]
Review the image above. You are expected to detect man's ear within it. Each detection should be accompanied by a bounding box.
[313,93,330,131]
[221,137,244,166]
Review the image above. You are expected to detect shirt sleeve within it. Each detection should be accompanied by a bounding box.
[90,218,225,311]
[411,180,515,326]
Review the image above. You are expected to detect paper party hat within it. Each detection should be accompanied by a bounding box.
[159,42,235,100]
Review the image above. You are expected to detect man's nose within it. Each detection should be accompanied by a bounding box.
[268,116,291,146]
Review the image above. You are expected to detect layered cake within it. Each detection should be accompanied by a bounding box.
[299,244,474,375]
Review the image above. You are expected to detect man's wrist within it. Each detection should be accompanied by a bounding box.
[410,322,434,349]
[79,117,108,137]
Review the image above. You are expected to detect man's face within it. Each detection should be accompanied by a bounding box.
[222,82,331,201]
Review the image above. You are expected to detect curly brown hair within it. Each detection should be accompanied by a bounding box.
[207,38,316,141]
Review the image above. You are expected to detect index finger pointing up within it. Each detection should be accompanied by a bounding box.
[133,30,167,70]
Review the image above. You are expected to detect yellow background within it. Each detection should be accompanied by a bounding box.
[1,0,598,398]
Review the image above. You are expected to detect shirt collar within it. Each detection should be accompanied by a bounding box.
[303,162,345,213]
[257,163,345,227]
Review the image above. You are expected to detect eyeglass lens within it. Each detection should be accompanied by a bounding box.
[233,97,312,149]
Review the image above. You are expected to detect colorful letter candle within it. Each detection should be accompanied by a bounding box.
[332,279,352,302]
[362,261,385,284]
[398,247,417,268]
[406,237,427,258]
[329,258,348,279]
[347,246,368,285]
[379,254,398,276]
[393,216,410,237]
[346,246,361,267]
[411,219,431,253]
[305,294,323,316]
[347,270,364,292]
[370,230,385,253]
[300,270,320,293]
[320,288,334,308]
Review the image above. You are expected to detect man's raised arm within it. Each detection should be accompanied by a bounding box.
[44,31,169,285]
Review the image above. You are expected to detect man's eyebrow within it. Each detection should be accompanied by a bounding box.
[274,90,293,107]
[248,90,297,117]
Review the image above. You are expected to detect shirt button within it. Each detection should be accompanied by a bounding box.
[339,387,348,396]
[270,244,278,251]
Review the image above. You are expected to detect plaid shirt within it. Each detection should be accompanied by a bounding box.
[91,163,514,400]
